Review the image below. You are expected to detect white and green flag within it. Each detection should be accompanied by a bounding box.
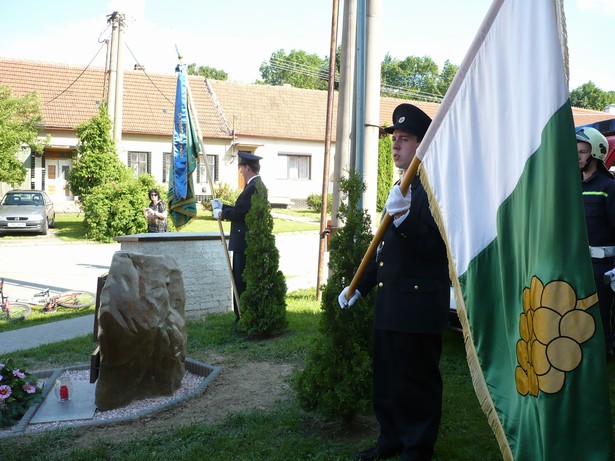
[418,0,613,459]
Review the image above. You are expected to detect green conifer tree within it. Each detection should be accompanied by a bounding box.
[377,135,394,212]
[293,171,375,422]
[240,180,288,337]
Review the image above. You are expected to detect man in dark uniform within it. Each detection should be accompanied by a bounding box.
[577,127,615,360]
[338,103,449,461]
[211,152,263,321]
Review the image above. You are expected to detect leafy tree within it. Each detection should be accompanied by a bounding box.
[0,86,45,186]
[380,54,458,101]
[437,60,459,96]
[259,49,329,89]
[377,135,394,212]
[240,180,288,337]
[67,103,130,202]
[381,54,440,97]
[186,63,228,80]
[294,170,375,422]
[570,81,615,111]
[82,174,163,242]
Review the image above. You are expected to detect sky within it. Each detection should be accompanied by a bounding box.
[0,0,614,93]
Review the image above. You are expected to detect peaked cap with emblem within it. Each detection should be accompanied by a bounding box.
[238,152,262,166]
[384,103,432,139]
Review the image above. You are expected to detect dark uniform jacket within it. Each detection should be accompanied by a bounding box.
[357,176,449,334]
[220,176,262,252]
[582,169,615,251]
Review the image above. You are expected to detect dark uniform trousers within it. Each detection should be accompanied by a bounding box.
[373,330,443,461]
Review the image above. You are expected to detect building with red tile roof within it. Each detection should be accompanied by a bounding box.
[1,57,613,207]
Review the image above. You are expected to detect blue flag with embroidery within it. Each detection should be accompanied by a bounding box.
[168,63,201,229]
[173,64,189,199]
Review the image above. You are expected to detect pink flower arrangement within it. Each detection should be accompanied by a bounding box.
[0,359,42,427]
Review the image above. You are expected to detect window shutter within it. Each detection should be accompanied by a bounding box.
[147,152,151,174]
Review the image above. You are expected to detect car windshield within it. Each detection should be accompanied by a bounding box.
[2,193,43,206]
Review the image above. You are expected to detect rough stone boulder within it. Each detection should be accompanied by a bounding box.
[95,251,187,411]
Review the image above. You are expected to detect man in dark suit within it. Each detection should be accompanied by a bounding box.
[339,104,450,461]
[211,152,263,321]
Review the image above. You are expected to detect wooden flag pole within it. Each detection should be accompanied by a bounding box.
[184,77,242,317]
[346,155,422,299]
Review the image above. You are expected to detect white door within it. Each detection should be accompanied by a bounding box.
[46,159,73,202]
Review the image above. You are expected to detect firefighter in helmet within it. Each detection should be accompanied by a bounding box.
[578,126,615,360]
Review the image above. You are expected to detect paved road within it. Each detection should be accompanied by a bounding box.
[0,229,325,302]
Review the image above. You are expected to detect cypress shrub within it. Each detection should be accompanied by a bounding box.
[293,170,375,422]
[377,135,394,212]
[239,180,288,337]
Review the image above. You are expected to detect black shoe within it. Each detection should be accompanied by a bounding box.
[354,447,379,461]
[354,446,401,461]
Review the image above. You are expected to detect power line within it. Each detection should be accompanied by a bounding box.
[43,42,107,106]
[124,41,174,106]
[267,58,444,103]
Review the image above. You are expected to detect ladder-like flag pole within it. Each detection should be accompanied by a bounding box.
[346,155,422,299]
[183,72,242,318]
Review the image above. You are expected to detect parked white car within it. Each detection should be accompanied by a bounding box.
[0,190,55,235]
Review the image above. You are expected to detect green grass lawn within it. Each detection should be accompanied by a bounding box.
[2,290,615,460]
[53,208,320,239]
[1,289,504,461]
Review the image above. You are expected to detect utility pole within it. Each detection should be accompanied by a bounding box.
[316,0,340,300]
[362,0,382,229]
[331,0,357,232]
[106,12,125,147]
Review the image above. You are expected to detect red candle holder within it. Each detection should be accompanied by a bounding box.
[54,377,73,401]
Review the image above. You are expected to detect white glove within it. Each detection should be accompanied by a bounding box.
[338,287,361,309]
[605,268,615,291]
[210,199,223,210]
[213,208,222,220]
[385,185,411,215]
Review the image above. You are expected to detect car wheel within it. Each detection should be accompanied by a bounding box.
[49,215,55,229]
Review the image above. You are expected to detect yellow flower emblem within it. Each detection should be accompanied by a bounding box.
[515,276,598,396]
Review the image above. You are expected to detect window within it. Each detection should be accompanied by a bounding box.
[127,151,150,176]
[163,152,172,183]
[197,155,218,183]
[277,153,311,180]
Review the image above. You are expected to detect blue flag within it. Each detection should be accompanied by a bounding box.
[173,64,189,199]
[167,63,201,229]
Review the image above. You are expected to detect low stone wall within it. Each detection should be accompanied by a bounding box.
[114,232,232,319]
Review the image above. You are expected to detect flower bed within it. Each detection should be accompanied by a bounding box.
[0,359,43,428]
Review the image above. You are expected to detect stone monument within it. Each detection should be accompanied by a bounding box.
[95,251,187,411]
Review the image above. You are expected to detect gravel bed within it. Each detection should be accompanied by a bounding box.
[0,359,219,437]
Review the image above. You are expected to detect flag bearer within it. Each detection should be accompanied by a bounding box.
[338,104,450,461]
[211,152,263,322]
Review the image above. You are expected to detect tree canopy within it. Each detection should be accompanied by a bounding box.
[259,49,331,90]
[67,103,129,201]
[0,86,45,186]
[259,49,458,101]
[570,81,615,111]
[187,63,228,80]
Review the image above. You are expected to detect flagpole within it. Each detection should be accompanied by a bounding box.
[183,71,242,318]
[347,154,421,299]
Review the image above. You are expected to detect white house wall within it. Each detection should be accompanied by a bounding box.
[231,136,335,206]
[21,130,335,208]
